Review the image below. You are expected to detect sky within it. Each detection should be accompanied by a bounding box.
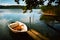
[0,0,49,6]
[0,0,58,6]
[0,0,26,6]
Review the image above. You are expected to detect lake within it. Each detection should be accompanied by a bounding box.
[0,9,60,40]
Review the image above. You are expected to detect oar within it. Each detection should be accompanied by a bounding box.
[27,30,41,40]
[30,29,49,40]
[27,29,49,40]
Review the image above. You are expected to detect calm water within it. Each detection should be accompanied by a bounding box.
[0,9,60,40]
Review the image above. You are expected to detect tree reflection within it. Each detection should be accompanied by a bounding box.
[40,15,55,23]
[40,15,60,33]
[40,6,60,27]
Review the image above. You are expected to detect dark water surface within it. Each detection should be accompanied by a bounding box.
[0,9,60,40]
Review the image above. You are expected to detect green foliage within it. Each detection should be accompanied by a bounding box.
[40,6,60,22]
[55,6,60,16]
[40,6,60,16]
[40,6,55,12]
[24,0,60,10]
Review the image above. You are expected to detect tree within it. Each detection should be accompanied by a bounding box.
[14,0,60,13]
[15,0,19,4]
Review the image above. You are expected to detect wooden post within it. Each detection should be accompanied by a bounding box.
[29,17,31,29]
[33,14,34,24]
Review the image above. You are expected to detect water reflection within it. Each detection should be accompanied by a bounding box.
[0,9,60,40]
[40,15,60,31]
